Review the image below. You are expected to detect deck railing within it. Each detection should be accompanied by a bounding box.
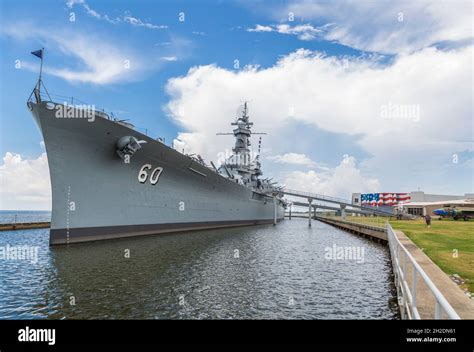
[386,223,460,319]
[282,189,393,215]
[29,91,115,119]
[283,188,350,204]
[28,91,160,137]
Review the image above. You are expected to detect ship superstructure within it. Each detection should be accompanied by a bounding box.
[217,103,280,194]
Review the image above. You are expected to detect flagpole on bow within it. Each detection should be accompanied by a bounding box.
[37,48,44,93]
[30,48,45,103]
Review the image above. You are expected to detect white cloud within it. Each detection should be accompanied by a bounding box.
[123,15,168,29]
[247,24,273,32]
[278,0,473,54]
[247,23,322,40]
[282,156,380,199]
[0,153,51,210]
[3,23,164,84]
[161,56,178,62]
[164,45,472,196]
[82,4,100,19]
[66,0,117,24]
[268,153,316,167]
[66,0,168,29]
[65,0,83,8]
[275,24,322,40]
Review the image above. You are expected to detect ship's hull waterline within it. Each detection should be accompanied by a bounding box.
[29,101,285,245]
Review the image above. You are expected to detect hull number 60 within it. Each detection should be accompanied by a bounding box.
[138,164,163,185]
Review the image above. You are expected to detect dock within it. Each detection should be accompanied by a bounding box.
[0,222,51,231]
[316,215,387,243]
[308,214,473,319]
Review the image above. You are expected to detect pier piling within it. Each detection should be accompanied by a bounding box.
[340,205,346,219]
[273,195,277,225]
[308,198,313,227]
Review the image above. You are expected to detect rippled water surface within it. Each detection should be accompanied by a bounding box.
[0,219,399,319]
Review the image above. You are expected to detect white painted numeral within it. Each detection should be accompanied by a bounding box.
[138,164,163,185]
[138,164,152,183]
[150,167,163,185]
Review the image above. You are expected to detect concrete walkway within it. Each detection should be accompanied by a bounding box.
[316,216,387,243]
[395,230,474,319]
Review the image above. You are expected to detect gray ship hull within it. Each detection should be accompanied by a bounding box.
[29,101,285,245]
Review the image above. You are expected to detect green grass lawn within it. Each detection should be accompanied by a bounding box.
[390,219,474,292]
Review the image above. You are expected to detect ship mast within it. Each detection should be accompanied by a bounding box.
[231,102,252,166]
[216,102,268,189]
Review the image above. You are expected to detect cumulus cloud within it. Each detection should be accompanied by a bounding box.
[278,0,473,54]
[0,153,51,210]
[268,153,317,167]
[283,156,380,199]
[165,45,472,196]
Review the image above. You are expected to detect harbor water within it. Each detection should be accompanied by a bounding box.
[0,212,399,319]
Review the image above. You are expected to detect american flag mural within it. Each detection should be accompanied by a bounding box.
[360,193,411,206]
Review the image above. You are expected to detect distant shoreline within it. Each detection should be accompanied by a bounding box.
[0,210,51,212]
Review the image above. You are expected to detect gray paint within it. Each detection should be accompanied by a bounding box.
[29,102,285,245]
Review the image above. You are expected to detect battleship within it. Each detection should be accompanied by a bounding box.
[27,50,286,245]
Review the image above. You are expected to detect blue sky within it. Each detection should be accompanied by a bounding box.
[0,0,365,158]
[0,0,473,209]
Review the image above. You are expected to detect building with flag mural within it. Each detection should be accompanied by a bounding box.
[357,193,411,206]
[352,191,474,215]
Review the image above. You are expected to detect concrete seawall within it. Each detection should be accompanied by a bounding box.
[0,222,50,231]
[316,216,387,243]
[316,216,474,319]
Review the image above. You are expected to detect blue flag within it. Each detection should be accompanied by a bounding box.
[31,49,43,59]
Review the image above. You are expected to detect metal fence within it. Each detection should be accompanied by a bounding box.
[316,214,388,230]
[386,223,460,319]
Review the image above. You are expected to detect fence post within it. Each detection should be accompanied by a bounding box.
[403,252,407,280]
[435,300,442,319]
[412,270,417,312]
[387,223,460,320]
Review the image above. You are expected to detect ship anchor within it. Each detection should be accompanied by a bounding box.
[116,136,147,161]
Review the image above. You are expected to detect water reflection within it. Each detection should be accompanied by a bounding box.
[0,219,399,319]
